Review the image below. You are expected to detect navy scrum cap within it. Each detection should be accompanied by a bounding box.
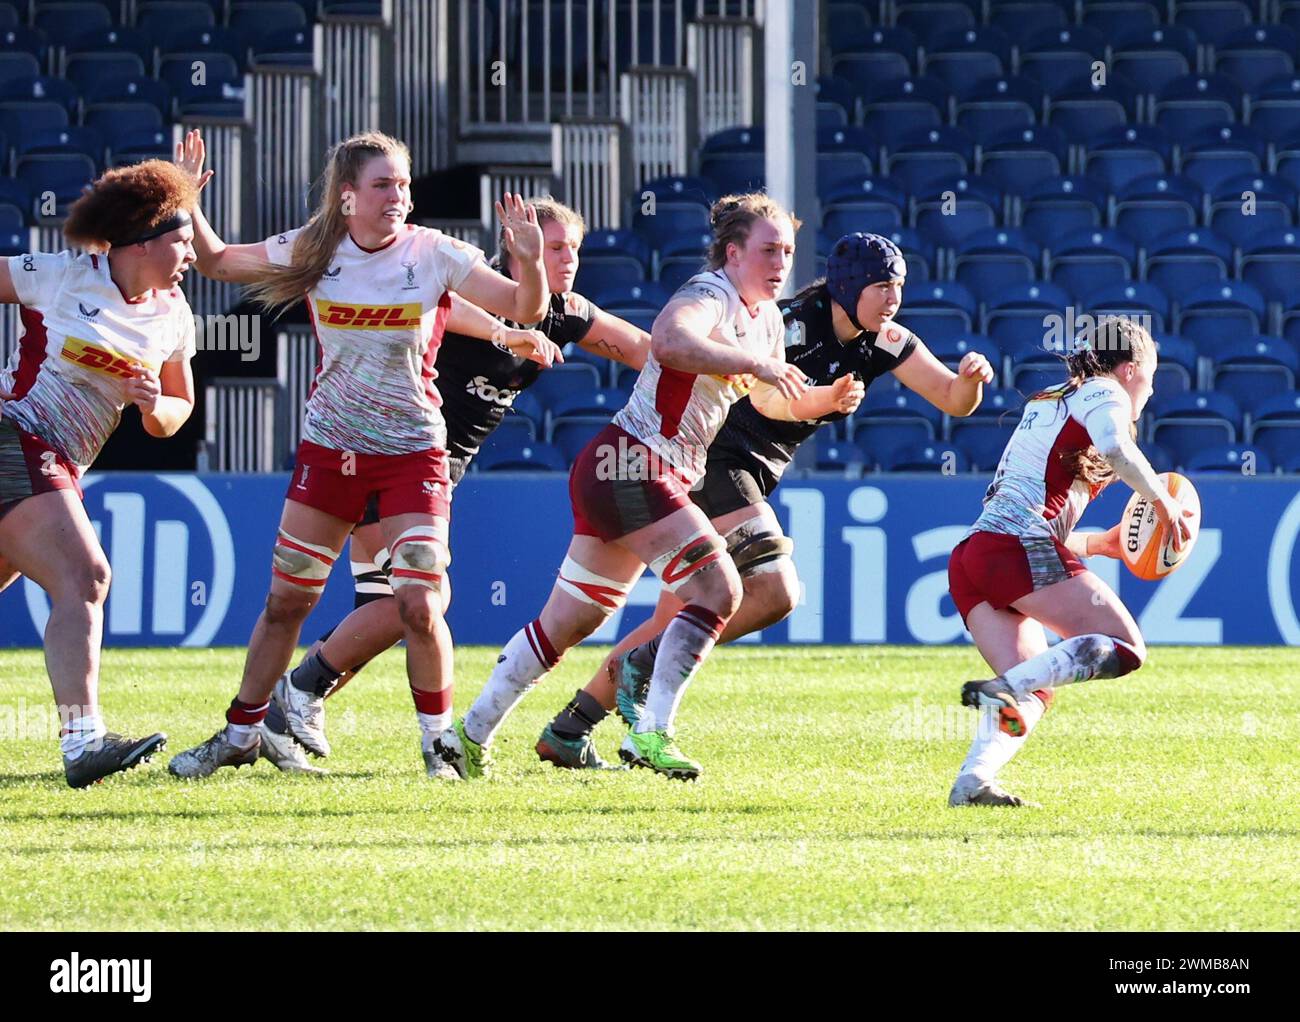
[827,232,905,330]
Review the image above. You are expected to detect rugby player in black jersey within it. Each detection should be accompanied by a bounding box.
[258,199,651,774]
[534,232,997,768]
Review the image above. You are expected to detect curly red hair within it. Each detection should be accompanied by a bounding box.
[63,160,199,253]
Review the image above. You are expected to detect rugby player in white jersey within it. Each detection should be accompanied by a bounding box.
[434,193,814,781]
[0,161,199,786]
[166,129,551,779]
[947,317,1194,807]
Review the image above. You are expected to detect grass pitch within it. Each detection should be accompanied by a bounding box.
[0,645,1297,931]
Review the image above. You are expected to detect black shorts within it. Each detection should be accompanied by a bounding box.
[357,454,470,526]
[690,447,777,520]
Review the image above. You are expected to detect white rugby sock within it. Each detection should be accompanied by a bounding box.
[463,619,560,745]
[956,692,1048,784]
[1002,634,1141,696]
[60,713,107,760]
[635,605,725,734]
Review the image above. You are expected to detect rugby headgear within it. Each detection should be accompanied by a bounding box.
[827,232,906,331]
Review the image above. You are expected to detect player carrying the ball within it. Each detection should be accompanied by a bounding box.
[0,160,200,786]
[535,232,996,769]
[947,316,1194,807]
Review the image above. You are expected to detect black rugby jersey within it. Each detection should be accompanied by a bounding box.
[434,259,598,459]
[713,286,917,488]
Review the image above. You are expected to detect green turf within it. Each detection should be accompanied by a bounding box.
[1,645,1297,930]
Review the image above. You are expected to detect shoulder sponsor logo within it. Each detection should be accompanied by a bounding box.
[77,303,100,320]
[1084,388,1107,402]
[21,255,34,271]
[322,266,341,278]
[314,300,423,329]
[60,337,158,379]
[874,324,908,356]
[277,234,289,244]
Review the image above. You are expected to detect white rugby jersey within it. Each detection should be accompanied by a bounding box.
[612,269,785,484]
[265,224,485,455]
[971,376,1133,542]
[1,251,195,468]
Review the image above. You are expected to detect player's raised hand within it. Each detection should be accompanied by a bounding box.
[957,350,995,384]
[125,366,162,414]
[174,129,214,194]
[828,372,865,414]
[497,193,543,264]
[500,327,563,368]
[753,357,808,401]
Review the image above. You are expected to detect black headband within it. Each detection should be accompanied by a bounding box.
[111,209,193,248]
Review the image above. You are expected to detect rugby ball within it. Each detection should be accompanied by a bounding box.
[1120,472,1201,581]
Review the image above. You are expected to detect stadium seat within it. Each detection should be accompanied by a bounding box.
[0,174,30,224]
[83,74,171,115]
[249,27,312,68]
[1173,2,1254,50]
[884,125,974,196]
[0,27,49,66]
[921,27,1011,92]
[849,388,942,448]
[894,2,977,50]
[1246,392,1300,465]
[135,2,216,36]
[1110,23,1197,98]
[912,176,1003,249]
[976,124,1066,196]
[477,438,568,474]
[65,54,149,96]
[1153,74,1243,135]
[1177,124,1266,197]
[1082,2,1161,38]
[821,176,908,238]
[954,76,1042,138]
[873,226,936,281]
[14,125,104,168]
[1019,26,1107,98]
[631,199,709,253]
[591,282,671,315]
[1113,174,1203,245]
[1175,281,1266,349]
[894,281,976,344]
[925,334,1003,382]
[158,26,250,70]
[549,416,612,464]
[1017,176,1106,248]
[1150,333,1198,394]
[988,1,1069,48]
[1208,175,1296,248]
[1006,340,1067,394]
[575,240,646,297]
[1245,75,1300,140]
[861,78,947,154]
[952,228,1041,304]
[950,388,1023,470]
[1081,125,1173,195]
[0,75,79,116]
[0,4,16,30]
[82,102,163,140]
[880,441,970,473]
[1148,392,1242,466]
[33,3,112,50]
[699,151,765,196]
[1142,228,1232,306]
[109,127,172,165]
[579,228,650,271]
[0,52,40,89]
[830,29,918,93]
[1046,75,1138,143]
[14,152,94,216]
[982,281,1073,351]
[656,239,709,293]
[816,125,874,193]
[229,2,307,39]
[814,76,856,131]
[0,225,24,254]
[65,27,154,66]
[639,174,718,210]
[1210,339,1299,409]
[1047,229,1137,301]
[526,364,604,419]
[1185,444,1273,475]
[812,434,864,474]
[1085,281,1171,334]
[1240,228,1300,305]
[0,99,68,144]
[1214,26,1298,96]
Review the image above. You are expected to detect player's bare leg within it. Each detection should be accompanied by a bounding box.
[0,490,166,784]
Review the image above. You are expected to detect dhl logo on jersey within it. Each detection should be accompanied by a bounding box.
[315,300,423,329]
[60,336,157,379]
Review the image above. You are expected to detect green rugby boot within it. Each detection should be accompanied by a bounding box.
[433,718,492,780]
[618,729,701,781]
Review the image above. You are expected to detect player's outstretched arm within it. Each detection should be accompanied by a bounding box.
[444,293,561,367]
[892,340,993,415]
[174,129,275,285]
[751,372,865,422]
[578,310,650,370]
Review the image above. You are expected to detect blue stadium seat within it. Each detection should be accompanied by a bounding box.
[0,201,22,234]
[1214,26,1298,96]
[880,441,970,473]
[1151,333,1198,393]
[1085,281,1171,334]
[877,226,937,281]
[656,239,709,294]
[1211,339,1299,409]
[0,74,78,115]
[477,438,567,474]
[884,125,974,196]
[631,199,709,253]
[699,152,765,196]
[1048,229,1137,300]
[580,228,650,270]
[1246,75,1300,140]
[950,388,1024,469]
[1017,175,1106,248]
[0,51,39,88]
[1006,339,1067,393]
[817,125,874,192]
[1208,174,1296,247]
[830,29,918,92]
[976,124,1066,196]
[1176,281,1267,350]
[0,4,16,30]
[896,281,976,344]
[894,3,977,49]
[1246,392,1300,464]
[14,152,94,216]
[82,102,162,140]
[861,78,947,154]
[110,127,172,165]
[549,416,613,464]
[593,282,671,316]
[0,225,25,254]
[65,54,147,95]
[954,76,1042,137]
[1114,175,1204,248]
[700,125,761,155]
[1110,23,1197,98]
[33,3,112,49]
[912,175,1003,248]
[1154,74,1243,135]
[988,1,1070,48]
[479,415,538,454]
[526,364,604,418]
[982,280,1072,350]
[850,387,942,446]
[639,175,718,210]
[576,233,646,297]
[82,74,170,114]
[0,99,68,143]
[814,74,858,126]
[159,52,240,95]
[1019,26,1108,97]
[0,174,30,223]
[1083,2,1161,38]
[1046,75,1138,142]
[65,27,154,65]
[1173,2,1254,49]
[249,27,312,67]
[228,2,307,40]
[159,26,250,69]
[922,27,1011,92]
[812,434,865,474]
[1149,392,1242,466]
[1185,444,1273,475]
[925,334,1003,382]
[135,2,216,36]
[1143,227,1232,306]
[14,125,104,167]
[1178,124,1267,195]
[952,228,1041,303]
[821,177,908,237]
[1240,227,1300,305]
[0,27,49,65]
